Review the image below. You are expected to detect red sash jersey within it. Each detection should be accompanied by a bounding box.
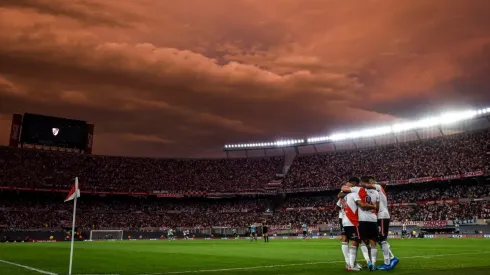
[340,193,361,240]
[352,187,379,241]
[350,187,379,221]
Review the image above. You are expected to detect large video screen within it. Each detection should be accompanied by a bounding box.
[20,113,88,149]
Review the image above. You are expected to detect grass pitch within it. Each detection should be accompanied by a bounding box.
[1,239,490,275]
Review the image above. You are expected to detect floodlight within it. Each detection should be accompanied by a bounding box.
[224,106,489,150]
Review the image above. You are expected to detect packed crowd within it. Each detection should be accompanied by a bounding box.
[389,202,488,222]
[1,128,490,230]
[388,183,490,203]
[1,200,487,230]
[1,129,489,194]
[1,180,489,230]
[0,146,283,192]
[284,129,490,189]
[282,182,490,208]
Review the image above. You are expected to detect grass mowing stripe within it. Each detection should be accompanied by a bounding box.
[138,251,490,275]
[0,259,58,275]
[4,241,488,275]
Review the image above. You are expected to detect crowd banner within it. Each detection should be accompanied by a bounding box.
[423,220,449,227]
[390,221,422,226]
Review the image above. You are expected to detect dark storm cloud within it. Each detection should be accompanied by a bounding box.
[0,0,489,157]
[0,0,141,28]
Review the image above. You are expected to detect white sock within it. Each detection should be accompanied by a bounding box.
[360,244,370,263]
[386,241,395,259]
[370,246,378,266]
[342,242,349,265]
[381,241,391,265]
[349,245,357,268]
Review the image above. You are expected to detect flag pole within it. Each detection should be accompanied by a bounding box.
[68,177,78,275]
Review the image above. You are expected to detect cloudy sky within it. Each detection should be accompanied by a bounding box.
[1,0,489,157]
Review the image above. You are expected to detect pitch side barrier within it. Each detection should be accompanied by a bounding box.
[2,223,490,242]
[3,234,490,243]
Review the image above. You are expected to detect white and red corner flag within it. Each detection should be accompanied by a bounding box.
[64,177,80,202]
[66,177,80,275]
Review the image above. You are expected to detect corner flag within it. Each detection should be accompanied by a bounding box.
[66,177,80,275]
[64,180,80,202]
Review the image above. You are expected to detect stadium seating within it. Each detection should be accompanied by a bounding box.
[0,146,283,192]
[284,129,490,189]
[1,129,489,193]
[0,181,488,230]
[0,129,489,231]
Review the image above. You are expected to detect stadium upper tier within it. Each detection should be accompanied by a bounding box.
[283,129,490,189]
[0,147,283,192]
[0,129,488,193]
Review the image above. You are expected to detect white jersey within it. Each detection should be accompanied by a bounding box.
[350,187,379,222]
[340,192,360,227]
[374,184,390,219]
[337,199,344,219]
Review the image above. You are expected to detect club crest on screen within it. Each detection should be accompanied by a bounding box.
[52,128,59,136]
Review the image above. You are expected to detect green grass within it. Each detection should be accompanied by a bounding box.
[1,238,490,275]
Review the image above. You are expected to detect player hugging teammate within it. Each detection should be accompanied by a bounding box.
[339,176,399,271]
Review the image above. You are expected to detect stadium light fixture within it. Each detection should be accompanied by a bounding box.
[307,108,484,143]
[224,139,306,150]
[224,106,489,150]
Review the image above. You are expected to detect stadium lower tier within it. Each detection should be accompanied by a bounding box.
[0,192,488,230]
[1,179,489,231]
[0,201,488,230]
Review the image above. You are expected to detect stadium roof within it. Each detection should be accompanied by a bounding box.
[224,106,490,151]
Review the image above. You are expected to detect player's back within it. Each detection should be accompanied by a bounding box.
[357,188,379,222]
[337,199,345,219]
[341,192,360,227]
[374,184,390,219]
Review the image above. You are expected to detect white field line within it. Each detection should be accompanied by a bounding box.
[142,251,490,275]
[0,259,58,275]
[3,251,488,275]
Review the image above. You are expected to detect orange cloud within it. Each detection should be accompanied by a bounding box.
[0,0,489,157]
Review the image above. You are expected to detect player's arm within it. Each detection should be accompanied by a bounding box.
[375,183,387,193]
[341,186,352,193]
[364,182,376,189]
[355,199,376,210]
[338,192,346,199]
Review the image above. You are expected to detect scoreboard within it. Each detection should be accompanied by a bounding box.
[19,113,89,150]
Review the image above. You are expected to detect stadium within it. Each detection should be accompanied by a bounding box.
[2,1,490,273]
[1,107,490,275]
